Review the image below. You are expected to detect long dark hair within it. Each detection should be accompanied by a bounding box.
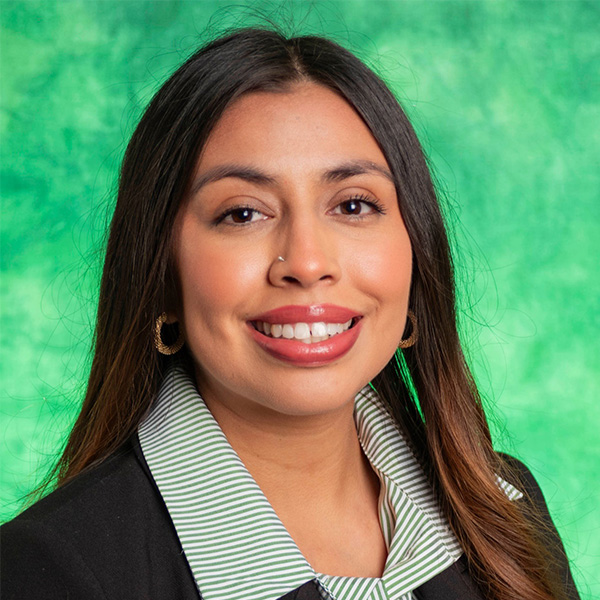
[49,27,564,600]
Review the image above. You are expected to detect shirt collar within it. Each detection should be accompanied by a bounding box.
[139,364,521,600]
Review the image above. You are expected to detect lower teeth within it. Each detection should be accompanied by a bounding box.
[299,335,330,344]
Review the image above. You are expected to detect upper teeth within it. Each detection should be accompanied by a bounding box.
[255,320,353,342]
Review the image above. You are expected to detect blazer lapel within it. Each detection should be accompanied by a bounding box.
[413,555,485,600]
[278,580,322,600]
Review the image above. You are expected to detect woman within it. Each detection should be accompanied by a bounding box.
[1,27,579,600]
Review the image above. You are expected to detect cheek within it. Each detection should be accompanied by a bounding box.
[176,221,266,326]
[348,228,412,308]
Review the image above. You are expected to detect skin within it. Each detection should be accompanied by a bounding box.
[170,82,413,577]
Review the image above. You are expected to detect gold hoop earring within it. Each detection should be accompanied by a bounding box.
[154,313,184,355]
[398,310,418,349]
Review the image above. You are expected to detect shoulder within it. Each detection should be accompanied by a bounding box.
[0,437,199,600]
[497,453,569,537]
[496,453,580,600]
[497,453,548,508]
[2,439,150,550]
[496,452,564,541]
[5,438,142,523]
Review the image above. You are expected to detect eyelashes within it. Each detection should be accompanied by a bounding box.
[334,194,387,217]
[214,194,386,226]
[215,206,268,225]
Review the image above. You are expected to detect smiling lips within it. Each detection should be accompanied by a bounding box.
[248,304,362,366]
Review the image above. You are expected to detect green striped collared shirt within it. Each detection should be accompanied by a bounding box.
[138,365,521,600]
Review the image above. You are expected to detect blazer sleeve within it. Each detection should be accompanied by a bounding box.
[500,454,581,600]
[1,438,201,600]
[1,517,108,600]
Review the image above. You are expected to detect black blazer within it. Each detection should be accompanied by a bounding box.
[1,436,580,600]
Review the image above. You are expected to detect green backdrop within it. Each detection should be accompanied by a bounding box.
[1,1,598,597]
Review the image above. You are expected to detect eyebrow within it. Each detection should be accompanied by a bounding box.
[189,159,394,195]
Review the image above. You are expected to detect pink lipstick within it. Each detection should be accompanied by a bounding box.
[247,304,362,366]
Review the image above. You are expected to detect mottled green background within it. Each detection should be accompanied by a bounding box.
[1,0,598,596]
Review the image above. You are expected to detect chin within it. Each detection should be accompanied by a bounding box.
[256,378,371,418]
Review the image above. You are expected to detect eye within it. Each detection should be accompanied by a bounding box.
[217,206,268,225]
[334,195,385,217]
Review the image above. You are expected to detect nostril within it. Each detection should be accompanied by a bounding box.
[282,275,301,284]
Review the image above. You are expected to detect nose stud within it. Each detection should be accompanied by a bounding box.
[277,256,286,262]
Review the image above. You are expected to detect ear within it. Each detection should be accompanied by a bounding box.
[163,312,179,325]
[162,264,183,324]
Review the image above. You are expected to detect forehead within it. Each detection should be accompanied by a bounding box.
[195,82,389,178]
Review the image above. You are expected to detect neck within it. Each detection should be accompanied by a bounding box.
[199,381,387,578]
[200,387,376,513]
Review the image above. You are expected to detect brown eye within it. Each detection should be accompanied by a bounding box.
[335,196,382,217]
[340,200,363,215]
[218,206,268,225]
[229,208,254,223]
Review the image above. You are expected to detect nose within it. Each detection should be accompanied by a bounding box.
[268,215,341,288]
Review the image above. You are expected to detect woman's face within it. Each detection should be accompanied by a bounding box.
[173,82,412,419]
